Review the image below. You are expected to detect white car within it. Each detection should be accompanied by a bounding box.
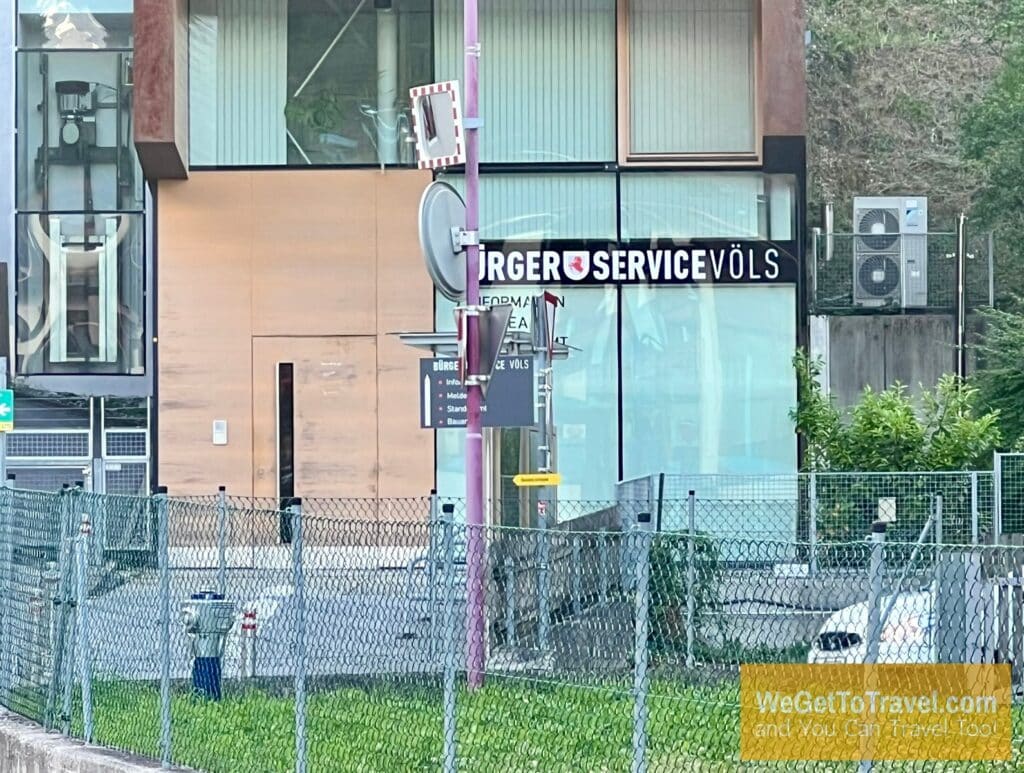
[807,591,934,664]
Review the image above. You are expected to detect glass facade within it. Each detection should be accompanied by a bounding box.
[437,288,619,502]
[436,282,797,504]
[627,0,756,158]
[434,0,617,164]
[16,49,143,212]
[187,0,762,167]
[16,1,135,49]
[441,172,797,243]
[16,213,145,375]
[621,173,796,241]
[622,285,796,479]
[438,173,619,241]
[188,0,432,166]
[15,2,144,377]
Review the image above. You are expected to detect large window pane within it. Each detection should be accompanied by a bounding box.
[438,173,617,240]
[628,0,755,157]
[189,0,432,167]
[436,287,618,505]
[621,173,795,240]
[434,0,616,163]
[16,213,145,375]
[17,2,134,49]
[622,285,796,480]
[17,50,143,212]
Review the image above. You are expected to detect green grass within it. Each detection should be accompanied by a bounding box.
[79,678,1024,772]
[83,677,736,772]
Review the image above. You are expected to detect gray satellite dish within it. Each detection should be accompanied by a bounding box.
[418,181,467,301]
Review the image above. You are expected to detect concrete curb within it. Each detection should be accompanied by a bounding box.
[0,710,186,772]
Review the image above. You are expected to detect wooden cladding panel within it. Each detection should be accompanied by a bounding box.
[158,169,433,502]
[250,172,380,337]
[375,171,434,334]
[158,174,255,251]
[376,334,433,499]
[252,337,378,500]
[158,245,253,495]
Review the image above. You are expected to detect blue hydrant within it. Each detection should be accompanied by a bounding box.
[180,591,235,700]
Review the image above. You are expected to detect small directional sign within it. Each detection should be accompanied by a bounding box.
[0,390,14,433]
[513,473,562,487]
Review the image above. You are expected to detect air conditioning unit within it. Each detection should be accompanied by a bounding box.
[853,196,928,307]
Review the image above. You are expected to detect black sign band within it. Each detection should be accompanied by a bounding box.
[477,240,799,286]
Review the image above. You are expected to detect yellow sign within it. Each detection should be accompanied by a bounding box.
[740,664,1011,762]
[512,473,562,487]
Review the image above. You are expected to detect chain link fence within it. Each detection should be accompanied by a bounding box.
[2,484,1024,770]
[620,472,998,557]
[810,231,993,313]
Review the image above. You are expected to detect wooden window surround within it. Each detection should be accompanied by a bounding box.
[616,0,763,167]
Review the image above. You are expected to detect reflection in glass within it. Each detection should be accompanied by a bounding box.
[628,0,755,156]
[433,0,616,164]
[17,213,145,375]
[16,50,142,212]
[622,286,796,478]
[438,174,618,241]
[189,0,431,167]
[621,173,797,241]
[17,2,134,49]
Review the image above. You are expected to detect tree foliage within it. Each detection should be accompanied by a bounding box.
[806,0,1011,227]
[791,350,1001,472]
[961,44,1024,299]
[972,306,1024,448]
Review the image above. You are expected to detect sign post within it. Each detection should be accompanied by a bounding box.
[462,0,486,691]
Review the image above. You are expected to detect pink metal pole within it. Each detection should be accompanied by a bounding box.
[463,0,486,689]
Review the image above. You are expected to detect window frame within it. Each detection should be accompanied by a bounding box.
[616,0,763,167]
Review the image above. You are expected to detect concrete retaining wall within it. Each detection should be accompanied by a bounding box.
[0,710,176,773]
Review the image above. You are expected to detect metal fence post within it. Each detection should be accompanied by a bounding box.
[76,512,93,743]
[0,474,14,704]
[537,500,550,653]
[598,530,609,607]
[632,513,652,773]
[685,490,696,671]
[970,472,979,545]
[290,499,307,773]
[808,472,818,575]
[503,556,516,648]
[859,521,887,773]
[865,522,886,663]
[46,485,72,732]
[440,503,457,773]
[994,452,1003,541]
[216,485,228,597]
[571,536,582,616]
[60,485,84,735]
[428,491,438,663]
[934,494,943,546]
[85,485,105,569]
[156,487,172,769]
